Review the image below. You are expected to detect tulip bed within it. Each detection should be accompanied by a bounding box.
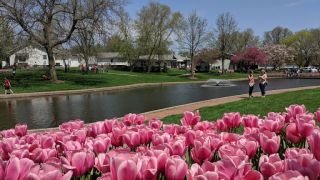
[1,105,320,180]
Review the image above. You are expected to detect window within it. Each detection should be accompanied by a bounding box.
[43,55,47,59]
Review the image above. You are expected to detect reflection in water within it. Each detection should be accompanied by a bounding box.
[0,78,320,130]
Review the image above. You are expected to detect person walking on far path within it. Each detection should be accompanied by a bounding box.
[259,70,268,97]
[248,70,255,98]
[3,77,14,95]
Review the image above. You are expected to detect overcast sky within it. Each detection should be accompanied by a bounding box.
[125,0,320,38]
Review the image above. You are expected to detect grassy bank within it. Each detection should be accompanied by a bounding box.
[0,68,250,94]
[162,88,320,124]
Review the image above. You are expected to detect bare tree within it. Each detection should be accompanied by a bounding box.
[136,2,181,72]
[215,12,238,74]
[71,0,123,73]
[178,11,207,78]
[0,0,122,81]
[263,26,292,44]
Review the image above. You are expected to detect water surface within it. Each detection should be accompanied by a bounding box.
[1,78,319,130]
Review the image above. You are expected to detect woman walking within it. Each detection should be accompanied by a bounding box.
[259,70,268,97]
[248,70,255,98]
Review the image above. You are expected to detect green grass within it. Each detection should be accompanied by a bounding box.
[162,88,320,124]
[0,68,250,93]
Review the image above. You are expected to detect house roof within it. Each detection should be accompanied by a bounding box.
[97,52,121,59]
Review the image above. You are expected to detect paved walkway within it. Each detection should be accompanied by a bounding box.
[142,85,320,120]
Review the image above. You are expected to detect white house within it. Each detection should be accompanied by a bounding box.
[210,59,231,70]
[9,46,81,67]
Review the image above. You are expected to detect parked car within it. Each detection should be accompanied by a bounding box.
[301,67,318,73]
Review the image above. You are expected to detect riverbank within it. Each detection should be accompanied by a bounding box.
[0,68,251,95]
[157,86,320,124]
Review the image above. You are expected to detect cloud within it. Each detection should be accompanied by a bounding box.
[284,0,304,7]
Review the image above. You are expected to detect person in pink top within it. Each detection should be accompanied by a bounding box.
[248,70,255,98]
[3,77,14,95]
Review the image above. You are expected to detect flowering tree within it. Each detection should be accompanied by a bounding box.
[231,47,267,72]
[262,44,295,69]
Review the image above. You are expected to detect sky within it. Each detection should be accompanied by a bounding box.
[125,0,320,38]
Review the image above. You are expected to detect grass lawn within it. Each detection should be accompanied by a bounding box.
[0,68,250,93]
[162,88,320,124]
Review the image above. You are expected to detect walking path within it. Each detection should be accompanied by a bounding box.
[142,85,320,120]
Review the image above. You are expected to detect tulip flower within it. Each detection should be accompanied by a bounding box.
[285,153,320,180]
[191,138,213,164]
[93,137,111,154]
[4,157,34,180]
[181,111,200,127]
[139,128,153,145]
[259,154,284,178]
[222,112,241,129]
[136,156,158,180]
[285,105,306,121]
[111,127,124,147]
[148,118,163,129]
[111,157,138,180]
[62,151,95,177]
[218,143,247,159]
[286,123,302,144]
[59,119,84,132]
[316,109,320,123]
[269,170,308,180]
[241,115,260,128]
[243,170,263,180]
[261,113,285,134]
[40,134,55,149]
[166,139,186,157]
[307,129,320,161]
[123,131,140,149]
[237,138,259,159]
[165,156,188,180]
[14,124,27,137]
[295,114,315,138]
[259,131,280,154]
[0,129,15,138]
[193,121,214,131]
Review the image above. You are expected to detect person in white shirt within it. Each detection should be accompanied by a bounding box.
[259,70,268,97]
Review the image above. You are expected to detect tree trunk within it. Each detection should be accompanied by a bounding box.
[84,56,89,73]
[63,60,68,73]
[47,48,58,81]
[221,56,225,74]
[191,55,195,78]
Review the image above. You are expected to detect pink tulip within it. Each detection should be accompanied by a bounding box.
[286,123,302,144]
[218,143,246,159]
[59,119,84,132]
[40,134,55,149]
[111,127,124,147]
[191,138,213,164]
[193,121,214,131]
[187,163,219,180]
[243,170,263,180]
[103,119,117,133]
[136,156,158,180]
[307,129,320,161]
[222,112,241,129]
[146,149,169,172]
[95,153,110,174]
[139,128,153,145]
[259,154,284,178]
[27,163,73,180]
[185,130,196,147]
[163,124,177,135]
[165,156,188,180]
[222,132,240,143]
[259,131,280,154]
[285,104,306,120]
[285,153,320,180]
[285,148,313,159]
[295,114,315,138]
[181,111,200,127]
[166,139,186,157]
[89,121,106,137]
[1,129,15,138]
[93,137,111,154]
[62,151,95,177]
[111,157,138,180]
[71,129,87,144]
[14,124,28,137]
[123,113,144,126]
[315,109,320,123]
[30,148,57,163]
[149,118,163,129]
[215,155,251,179]
[269,170,308,180]
[241,115,260,128]
[261,113,284,134]
[237,138,259,159]
[215,119,227,131]
[123,131,140,149]
[4,157,34,180]
[152,133,171,146]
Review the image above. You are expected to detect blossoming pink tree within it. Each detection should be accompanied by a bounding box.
[262,44,296,69]
[231,47,267,72]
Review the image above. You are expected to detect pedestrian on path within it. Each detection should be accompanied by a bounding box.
[3,77,14,95]
[248,70,255,98]
[259,70,268,97]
